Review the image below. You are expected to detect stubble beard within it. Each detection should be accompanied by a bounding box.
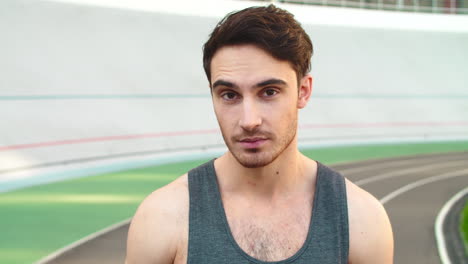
[221,117,298,168]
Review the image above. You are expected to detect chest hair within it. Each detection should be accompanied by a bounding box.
[226,205,311,262]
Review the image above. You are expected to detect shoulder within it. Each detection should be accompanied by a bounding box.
[126,173,189,264]
[345,179,394,264]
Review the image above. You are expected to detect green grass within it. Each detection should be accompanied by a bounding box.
[0,140,467,264]
[461,200,468,256]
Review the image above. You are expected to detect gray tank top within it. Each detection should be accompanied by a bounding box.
[187,159,349,263]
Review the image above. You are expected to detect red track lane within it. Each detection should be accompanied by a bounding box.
[1,121,467,152]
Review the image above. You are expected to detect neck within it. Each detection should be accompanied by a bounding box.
[215,138,316,200]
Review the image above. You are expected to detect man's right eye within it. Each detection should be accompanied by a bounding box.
[221,92,238,100]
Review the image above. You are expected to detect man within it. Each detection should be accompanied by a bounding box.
[126,4,393,264]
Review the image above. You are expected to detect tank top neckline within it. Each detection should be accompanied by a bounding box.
[207,159,323,264]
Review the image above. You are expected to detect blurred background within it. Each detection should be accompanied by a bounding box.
[277,0,468,14]
[0,0,467,263]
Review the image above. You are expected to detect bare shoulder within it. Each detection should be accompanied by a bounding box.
[345,178,394,264]
[126,174,189,264]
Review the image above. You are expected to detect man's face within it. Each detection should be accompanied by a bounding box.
[210,44,310,168]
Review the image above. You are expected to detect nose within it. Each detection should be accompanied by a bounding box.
[239,98,262,132]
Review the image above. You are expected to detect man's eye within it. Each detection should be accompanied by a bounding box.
[263,89,278,97]
[221,92,238,100]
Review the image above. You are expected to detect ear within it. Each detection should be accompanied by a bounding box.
[297,74,313,109]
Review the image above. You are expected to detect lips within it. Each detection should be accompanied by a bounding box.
[238,137,267,149]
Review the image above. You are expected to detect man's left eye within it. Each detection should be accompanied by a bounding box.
[263,89,278,97]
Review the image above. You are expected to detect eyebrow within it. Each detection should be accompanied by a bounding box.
[212,78,287,90]
[212,80,238,90]
[255,78,287,88]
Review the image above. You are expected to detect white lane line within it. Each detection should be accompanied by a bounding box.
[380,168,468,205]
[34,218,131,264]
[354,160,468,186]
[435,187,468,264]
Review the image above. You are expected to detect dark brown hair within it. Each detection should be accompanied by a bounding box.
[202,4,313,85]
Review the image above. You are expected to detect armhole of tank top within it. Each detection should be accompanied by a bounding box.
[187,168,196,264]
[339,170,350,263]
[316,162,350,263]
[186,159,217,264]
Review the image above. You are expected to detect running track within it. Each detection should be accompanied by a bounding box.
[41,152,468,264]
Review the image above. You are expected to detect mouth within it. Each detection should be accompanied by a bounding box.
[238,137,268,149]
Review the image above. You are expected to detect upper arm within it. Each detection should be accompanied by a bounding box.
[346,179,394,264]
[126,175,189,264]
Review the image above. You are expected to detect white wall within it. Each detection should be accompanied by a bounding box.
[1,0,467,188]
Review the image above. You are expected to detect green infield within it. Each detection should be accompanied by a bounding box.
[461,200,468,256]
[0,140,468,264]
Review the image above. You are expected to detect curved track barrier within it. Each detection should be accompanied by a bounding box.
[1,0,468,189]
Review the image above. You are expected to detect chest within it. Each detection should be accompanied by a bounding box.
[224,199,313,262]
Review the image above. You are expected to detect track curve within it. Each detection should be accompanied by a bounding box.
[39,152,468,264]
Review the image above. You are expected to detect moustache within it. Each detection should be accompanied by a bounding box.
[233,131,273,142]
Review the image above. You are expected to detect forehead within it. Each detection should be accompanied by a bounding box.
[210,44,296,87]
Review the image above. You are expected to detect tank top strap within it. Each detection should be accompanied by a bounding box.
[187,159,237,263]
[304,161,349,263]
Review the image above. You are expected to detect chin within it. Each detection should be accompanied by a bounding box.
[231,150,278,168]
